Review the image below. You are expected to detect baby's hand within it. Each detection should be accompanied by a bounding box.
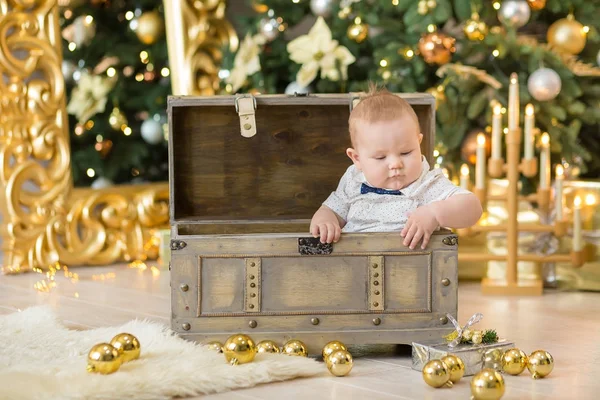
[310,206,342,243]
[401,205,439,249]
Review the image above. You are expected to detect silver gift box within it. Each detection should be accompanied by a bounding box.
[411,339,515,376]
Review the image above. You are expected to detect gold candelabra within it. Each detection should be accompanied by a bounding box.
[457,73,595,296]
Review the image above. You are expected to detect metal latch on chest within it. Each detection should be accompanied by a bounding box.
[235,94,257,138]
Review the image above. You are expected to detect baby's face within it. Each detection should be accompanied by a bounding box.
[347,116,423,190]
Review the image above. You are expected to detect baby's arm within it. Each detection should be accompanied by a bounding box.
[428,193,482,229]
[310,205,346,243]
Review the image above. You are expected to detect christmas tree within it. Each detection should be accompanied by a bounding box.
[60,0,170,188]
[221,0,600,181]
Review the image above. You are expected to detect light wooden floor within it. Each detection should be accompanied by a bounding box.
[1,262,598,399]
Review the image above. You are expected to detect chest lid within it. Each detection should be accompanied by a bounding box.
[168,94,435,224]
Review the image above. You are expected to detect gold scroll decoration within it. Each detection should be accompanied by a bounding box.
[0,0,235,274]
[163,0,238,95]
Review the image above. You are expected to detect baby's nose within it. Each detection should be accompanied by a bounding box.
[389,159,403,169]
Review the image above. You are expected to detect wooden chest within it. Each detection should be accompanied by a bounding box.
[167,94,458,353]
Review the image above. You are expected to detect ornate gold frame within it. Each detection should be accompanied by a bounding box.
[0,0,237,273]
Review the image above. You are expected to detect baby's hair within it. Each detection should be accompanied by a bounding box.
[349,82,421,147]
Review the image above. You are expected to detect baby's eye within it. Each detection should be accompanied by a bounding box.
[401,151,412,156]
[375,156,386,160]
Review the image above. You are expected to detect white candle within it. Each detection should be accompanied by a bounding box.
[555,165,563,221]
[573,195,582,251]
[524,104,535,160]
[460,163,470,190]
[476,134,486,189]
[539,133,550,189]
[508,73,519,131]
[492,104,502,160]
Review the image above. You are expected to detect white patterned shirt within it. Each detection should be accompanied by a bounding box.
[322,156,471,232]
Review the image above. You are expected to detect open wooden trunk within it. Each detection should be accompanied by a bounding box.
[168,94,457,353]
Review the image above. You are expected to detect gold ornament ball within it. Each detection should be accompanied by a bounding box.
[482,348,504,371]
[462,328,473,341]
[347,22,369,43]
[206,341,224,353]
[282,339,308,357]
[136,11,165,45]
[464,14,488,41]
[86,343,123,374]
[440,355,465,383]
[547,15,587,55]
[527,0,546,10]
[472,332,483,344]
[470,368,505,400]
[110,333,141,363]
[223,334,257,365]
[527,350,554,379]
[418,32,456,65]
[501,348,528,375]
[256,340,281,354]
[422,359,452,388]
[326,349,353,377]
[322,341,348,359]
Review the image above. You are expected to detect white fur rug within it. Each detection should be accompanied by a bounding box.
[0,307,323,400]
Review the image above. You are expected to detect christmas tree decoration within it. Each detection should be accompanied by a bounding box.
[109,106,128,130]
[527,0,546,11]
[464,13,488,41]
[135,11,164,45]
[470,369,505,400]
[86,343,123,374]
[223,334,257,365]
[501,348,528,375]
[66,71,116,124]
[95,139,113,158]
[91,177,114,189]
[422,359,452,388]
[462,129,491,165]
[547,14,587,55]
[527,67,562,101]
[141,118,164,144]
[259,17,280,42]
[206,341,224,353]
[62,60,79,84]
[498,0,531,29]
[417,0,428,15]
[282,340,308,357]
[347,17,368,43]
[338,6,352,19]
[426,86,445,109]
[284,81,311,95]
[226,33,265,92]
[325,349,353,377]
[251,0,269,13]
[62,14,96,47]
[322,340,347,359]
[310,0,333,17]
[256,340,281,354]
[440,355,465,383]
[471,331,483,344]
[482,348,504,371]
[110,333,141,363]
[418,31,456,65]
[527,350,554,379]
[287,17,356,87]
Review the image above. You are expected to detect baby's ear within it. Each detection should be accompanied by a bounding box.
[418,133,423,144]
[346,148,360,167]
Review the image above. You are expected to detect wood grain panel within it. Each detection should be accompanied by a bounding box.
[199,258,245,313]
[384,254,431,311]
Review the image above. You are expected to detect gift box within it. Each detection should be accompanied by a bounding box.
[411,339,515,376]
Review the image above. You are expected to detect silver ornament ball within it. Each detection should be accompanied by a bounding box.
[91,177,113,190]
[310,0,333,17]
[141,119,164,144]
[498,0,530,28]
[285,81,311,95]
[528,68,562,102]
[259,18,280,42]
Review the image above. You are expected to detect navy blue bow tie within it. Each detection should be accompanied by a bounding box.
[361,183,403,196]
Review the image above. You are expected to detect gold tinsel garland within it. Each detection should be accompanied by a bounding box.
[436,64,503,89]
[517,34,600,77]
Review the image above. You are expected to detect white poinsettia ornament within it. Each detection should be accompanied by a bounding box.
[227,33,266,92]
[66,71,116,124]
[287,16,356,88]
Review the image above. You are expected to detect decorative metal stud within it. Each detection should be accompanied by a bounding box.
[250,283,256,288]
[373,317,381,326]
[180,283,189,292]
[442,236,458,246]
[249,320,257,328]
[373,302,379,307]
[440,316,449,325]
[311,317,320,325]
[250,262,256,267]
[372,263,378,269]
[442,278,450,286]
[182,323,191,331]
[170,240,187,250]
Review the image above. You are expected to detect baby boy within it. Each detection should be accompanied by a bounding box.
[309,87,483,249]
